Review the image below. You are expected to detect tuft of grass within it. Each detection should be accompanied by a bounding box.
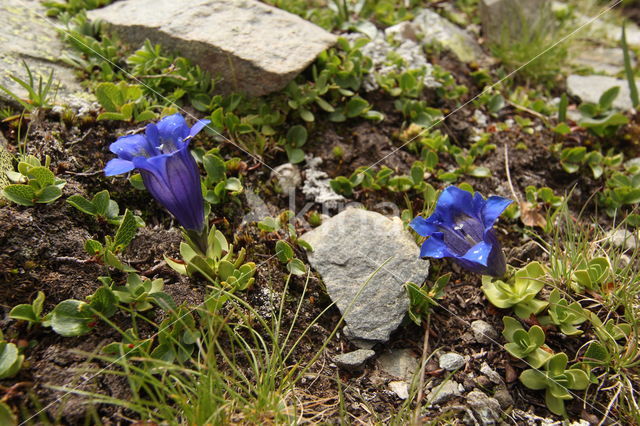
[487,1,569,86]
[542,202,640,423]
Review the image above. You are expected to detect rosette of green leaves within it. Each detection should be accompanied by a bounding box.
[67,190,144,226]
[502,316,552,368]
[84,209,139,272]
[2,155,65,206]
[481,261,548,319]
[571,256,610,292]
[108,274,175,312]
[95,81,157,122]
[151,307,199,363]
[0,331,24,380]
[166,226,255,290]
[539,289,587,336]
[519,352,590,416]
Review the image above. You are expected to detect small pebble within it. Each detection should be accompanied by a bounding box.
[471,320,498,345]
[439,352,466,371]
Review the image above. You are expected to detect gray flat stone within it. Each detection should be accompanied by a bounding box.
[378,349,419,380]
[572,46,633,76]
[333,349,375,371]
[87,0,337,96]
[566,75,634,111]
[389,380,410,399]
[412,9,487,64]
[300,208,429,345]
[0,0,86,108]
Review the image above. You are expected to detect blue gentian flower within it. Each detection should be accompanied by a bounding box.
[104,113,210,232]
[410,187,512,277]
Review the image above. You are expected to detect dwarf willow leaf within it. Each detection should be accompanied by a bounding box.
[113,209,137,251]
[2,184,35,206]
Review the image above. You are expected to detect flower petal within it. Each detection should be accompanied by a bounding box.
[189,119,211,138]
[157,113,190,142]
[481,196,513,228]
[109,134,154,160]
[104,158,134,176]
[410,216,439,237]
[419,233,452,258]
[460,241,493,267]
[434,186,474,225]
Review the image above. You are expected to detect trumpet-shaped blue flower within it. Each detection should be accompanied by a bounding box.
[104,113,210,232]
[410,187,512,277]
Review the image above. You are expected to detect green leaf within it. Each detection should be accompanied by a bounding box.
[0,401,17,426]
[469,167,491,178]
[552,123,571,135]
[345,96,369,117]
[287,258,306,276]
[89,287,118,318]
[286,125,308,148]
[95,82,123,112]
[3,184,35,206]
[67,194,97,215]
[558,93,568,122]
[225,177,242,192]
[599,86,620,110]
[285,147,305,164]
[92,190,111,215]
[9,304,38,323]
[113,209,137,251]
[129,173,145,190]
[519,369,547,390]
[27,166,55,186]
[37,185,62,203]
[275,240,294,263]
[0,342,22,379]
[51,300,93,337]
[203,155,226,182]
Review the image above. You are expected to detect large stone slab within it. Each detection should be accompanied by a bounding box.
[0,0,85,108]
[571,46,634,76]
[300,208,429,347]
[87,0,337,96]
[566,74,635,111]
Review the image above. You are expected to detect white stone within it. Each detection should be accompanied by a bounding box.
[87,0,337,96]
[389,380,410,399]
[566,75,634,111]
[301,156,345,206]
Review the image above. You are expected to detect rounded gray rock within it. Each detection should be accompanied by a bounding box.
[471,320,498,345]
[439,352,466,371]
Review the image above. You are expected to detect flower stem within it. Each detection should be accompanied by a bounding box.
[184,227,209,256]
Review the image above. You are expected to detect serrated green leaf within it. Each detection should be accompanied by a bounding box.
[113,209,137,251]
[67,194,97,215]
[89,287,118,318]
[3,184,35,206]
[26,166,55,186]
[95,82,123,112]
[36,185,62,203]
